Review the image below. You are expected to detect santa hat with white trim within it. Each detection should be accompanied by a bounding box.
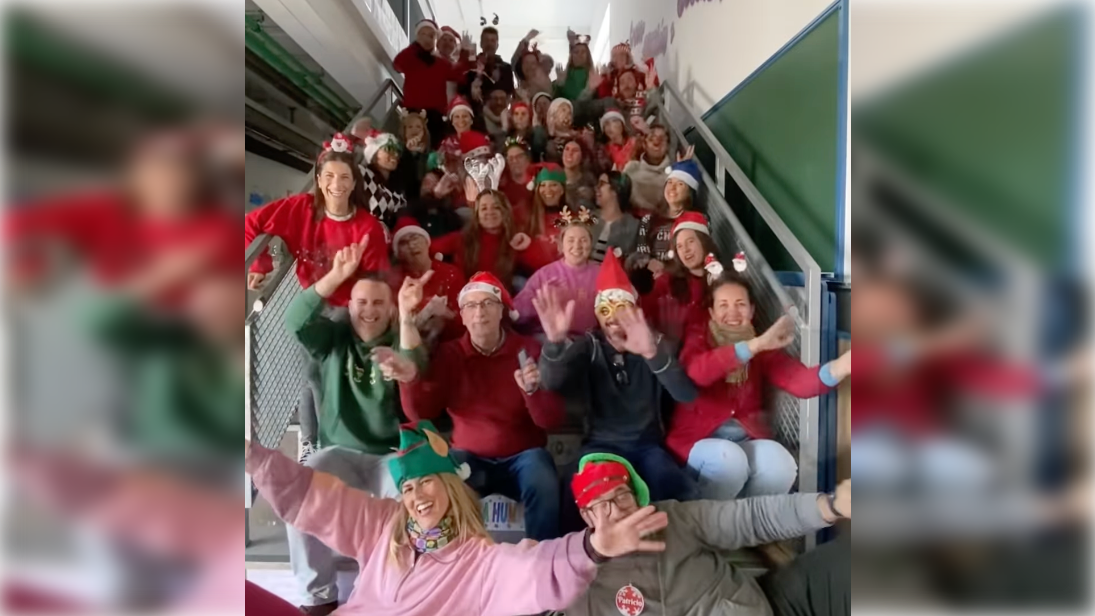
[458,271,519,320]
[440,26,460,43]
[445,95,474,121]
[594,250,637,309]
[665,159,702,191]
[547,98,573,122]
[599,108,627,132]
[362,131,402,164]
[670,211,710,237]
[459,131,492,159]
[390,217,435,258]
[415,19,439,36]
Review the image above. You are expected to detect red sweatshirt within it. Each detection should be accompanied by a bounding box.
[641,272,708,339]
[401,331,566,458]
[393,43,471,112]
[499,175,532,229]
[431,228,555,287]
[388,260,466,341]
[665,321,833,463]
[244,194,389,307]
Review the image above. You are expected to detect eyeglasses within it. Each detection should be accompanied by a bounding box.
[582,489,637,517]
[460,299,502,313]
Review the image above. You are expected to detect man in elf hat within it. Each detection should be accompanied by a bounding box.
[564,452,851,616]
[281,238,433,614]
[389,217,465,345]
[379,271,568,540]
[395,20,473,149]
[535,250,700,531]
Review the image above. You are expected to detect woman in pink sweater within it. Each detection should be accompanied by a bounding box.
[247,420,669,616]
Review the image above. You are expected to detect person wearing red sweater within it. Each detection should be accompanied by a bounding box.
[395,20,472,149]
[499,137,534,228]
[244,134,389,307]
[385,271,566,540]
[639,211,718,343]
[667,274,851,500]
[388,217,465,346]
[430,190,554,290]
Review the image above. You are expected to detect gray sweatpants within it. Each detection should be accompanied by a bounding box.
[287,446,398,606]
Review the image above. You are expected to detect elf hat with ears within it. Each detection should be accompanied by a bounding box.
[458,271,519,320]
[571,452,651,509]
[388,420,471,489]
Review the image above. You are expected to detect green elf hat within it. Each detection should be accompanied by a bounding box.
[388,420,471,489]
[571,452,651,509]
[526,162,567,191]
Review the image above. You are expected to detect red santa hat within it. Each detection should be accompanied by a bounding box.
[458,271,519,320]
[415,19,439,36]
[593,250,637,308]
[445,95,474,121]
[599,108,626,132]
[439,26,460,42]
[670,211,710,237]
[511,101,530,115]
[459,131,492,159]
[390,217,432,257]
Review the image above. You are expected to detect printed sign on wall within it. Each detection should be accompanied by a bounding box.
[481,494,525,531]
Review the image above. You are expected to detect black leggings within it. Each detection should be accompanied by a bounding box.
[759,535,850,616]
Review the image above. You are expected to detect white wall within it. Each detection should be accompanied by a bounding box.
[245,152,309,211]
[590,0,834,112]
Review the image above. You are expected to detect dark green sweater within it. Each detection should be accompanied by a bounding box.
[285,287,425,454]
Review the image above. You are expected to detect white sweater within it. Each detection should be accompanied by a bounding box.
[623,155,671,214]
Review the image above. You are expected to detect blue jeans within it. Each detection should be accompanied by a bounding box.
[452,448,561,540]
[686,419,798,499]
[560,440,699,533]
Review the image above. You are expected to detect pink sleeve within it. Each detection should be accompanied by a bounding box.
[478,532,597,616]
[247,442,398,559]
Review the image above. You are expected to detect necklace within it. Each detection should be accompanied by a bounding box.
[325,207,355,222]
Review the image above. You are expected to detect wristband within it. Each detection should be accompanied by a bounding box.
[826,492,847,519]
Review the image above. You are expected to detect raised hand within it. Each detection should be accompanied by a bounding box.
[465,175,480,204]
[374,347,418,383]
[588,505,669,558]
[329,242,363,282]
[406,135,424,152]
[555,63,567,83]
[532,285,575,343]
[435,172,460,198]
[525,29,540,42]
[399,269,435,318]
[630,114,651,135]
[647,258,665,277]
[677,145,695,162]
[247,272,266,290]
[754,314,795,353]
[510,232,532,251]
[587,69,604,92]
[833,479,850,519]
[616,306,657,359]
[828,349,851,382]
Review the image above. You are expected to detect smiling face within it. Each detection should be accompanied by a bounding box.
[643,128,668,161]
[402,115,425,143]
[571,44,592,68]
[488,89,509,114]
[416,27,437,51]
[560,225,592,266]
[561,141,583,169]
[437,33,458,58]
[521,54,540,79]
[711,282,756,328]
[348,279,394,341]
[618,71,639,100]
[534,98,550,122]
[505,146,530,180]
[551,105,573,131]
[664,177,691,207]
[675,229,705,271]
[401,475,451,530]
[451,109,473,133]
[512,106,531,130]
[459,290,503,341]
[476,192,504,230]
[603,118,625,141]
[396,233,430,268]
[376,147,400,171]
[596,300,634,347]
[318,160,355,209]
[538,180,564,206]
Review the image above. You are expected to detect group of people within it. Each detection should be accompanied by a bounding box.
[242,19,852,616]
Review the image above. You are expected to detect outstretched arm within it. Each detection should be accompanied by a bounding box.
[247,440,399,559]
[679,491,839,552]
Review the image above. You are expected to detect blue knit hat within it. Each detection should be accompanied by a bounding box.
[665,159,702,191]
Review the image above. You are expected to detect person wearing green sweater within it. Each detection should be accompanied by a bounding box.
[282,237,430,614]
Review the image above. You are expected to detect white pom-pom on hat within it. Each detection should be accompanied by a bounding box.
[509,308,520,321]
[456,462,471,481]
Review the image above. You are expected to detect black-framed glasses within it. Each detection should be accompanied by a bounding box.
[460,299,502,313]
[582,489,637,517]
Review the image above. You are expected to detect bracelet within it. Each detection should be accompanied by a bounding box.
[826,492,847,519]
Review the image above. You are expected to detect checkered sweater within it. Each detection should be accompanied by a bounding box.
[359,165,408,233]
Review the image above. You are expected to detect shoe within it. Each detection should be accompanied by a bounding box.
[299,440,316,465]
[298,602,337,615]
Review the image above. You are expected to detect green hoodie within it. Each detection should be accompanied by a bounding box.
[555,66,590,102]
[285,287,426,454]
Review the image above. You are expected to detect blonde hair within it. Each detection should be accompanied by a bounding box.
[387,473,492,570]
